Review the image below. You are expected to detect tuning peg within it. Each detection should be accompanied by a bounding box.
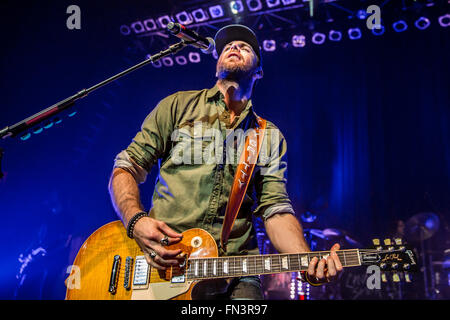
[388,246,395,251]
[392,273,400,283]
[403,263,411,271]
[404,273,412,283]
[384,239,392,246]
[391,262,399,270]
[372,238,380,246]
[379,262,387,270]
[394,238,402,245]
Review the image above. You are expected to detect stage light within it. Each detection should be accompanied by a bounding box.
[230,1,244,14]
[131,21,146,34]
[189,52,201,63]
[266,0,281,8]
[192,8,209,22]
[149,56,162,68]
[438,14,450,27]
[143,18,157,31]
[209,5,225,18]
[414,17,430,30]
[119,25,131,36]
[247,0,262,11]
[357,9,367,20]
[292,34,306,47]
[262,39,276,51]
[348,28,362,40]
[328,30,342,41]
[371,24,385,36]
[176,11,193,25]
[157,15,173,29]
[175,55,188,66]
[162,57,174,67]
[312,32,326,45]
[281,0,296,5]
[393,20,408,32]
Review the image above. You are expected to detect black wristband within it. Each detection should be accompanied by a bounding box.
[126,211,148,239]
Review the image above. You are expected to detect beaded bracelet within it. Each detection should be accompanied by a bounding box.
[126,211,148,239]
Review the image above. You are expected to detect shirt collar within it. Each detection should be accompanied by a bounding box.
[206,84,254,113]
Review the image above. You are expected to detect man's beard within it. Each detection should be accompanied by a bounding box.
[217,61,255,82]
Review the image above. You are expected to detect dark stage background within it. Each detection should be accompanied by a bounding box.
[0,0,448,300]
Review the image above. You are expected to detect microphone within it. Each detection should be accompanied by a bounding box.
[167,22,215,54]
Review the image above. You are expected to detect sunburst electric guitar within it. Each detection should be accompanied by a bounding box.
[65,220,417,300]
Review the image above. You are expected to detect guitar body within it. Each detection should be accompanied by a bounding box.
[65,220,219,300]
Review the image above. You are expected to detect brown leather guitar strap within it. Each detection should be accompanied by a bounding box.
[220,115,267,253]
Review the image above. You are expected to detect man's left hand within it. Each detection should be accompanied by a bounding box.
[306,243,343,284]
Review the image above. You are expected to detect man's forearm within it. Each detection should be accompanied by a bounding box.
[264,213,311,253]
[108,168,145,226]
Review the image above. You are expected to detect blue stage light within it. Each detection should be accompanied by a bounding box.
[209,5,225,18]
[176,11,193,25]
[230,1,244,14]
[312,32,326,45]
[348,28,362,40]
[292,35,306,47]
[247,0,262,12]
[192,9,209,22]
[393,20,408,32]
[371,24,385,36]
[329,30,342,41]
[263,40,276,51]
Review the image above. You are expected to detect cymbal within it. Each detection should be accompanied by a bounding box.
[405,212,440,242]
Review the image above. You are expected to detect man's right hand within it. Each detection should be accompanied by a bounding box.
[132,217,184,271]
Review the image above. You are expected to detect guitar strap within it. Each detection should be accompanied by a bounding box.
[220,114,267,253]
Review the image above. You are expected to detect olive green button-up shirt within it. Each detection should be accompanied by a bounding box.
[116,85,294,256]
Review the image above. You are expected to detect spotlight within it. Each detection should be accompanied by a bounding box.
[247,0,262,11]
[131,21,145,34]
[149,56,162,68]
[175,55,188,66]
[292,35,306,47]
[266,0,281,8]
[312,32,326,45]
[262,39,276,51]
[188,52,201,63]
[162,57,174,67]
[348,28,362,40]
[157,15,173,28]
[393,20,408,32]
[143,18,157,31]
[438,14,450,27]
[415,17,431,30]
[357,9,367,20]
[120,25,131,36]
[230,1,244,14]
[281,0,296,5]
[176,11,193,25]
[192,8,209,22]
[328,30,342,41]
[209,5,225,18]
[371,24,385,36]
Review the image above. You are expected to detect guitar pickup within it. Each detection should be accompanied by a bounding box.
[123,256,133,290]
[108,255,121,294]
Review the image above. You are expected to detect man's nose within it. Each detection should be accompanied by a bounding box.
[229,43,240,51]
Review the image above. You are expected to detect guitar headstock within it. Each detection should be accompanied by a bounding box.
[359,238,418,273]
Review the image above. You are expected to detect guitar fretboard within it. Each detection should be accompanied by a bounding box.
[185,249,361,280]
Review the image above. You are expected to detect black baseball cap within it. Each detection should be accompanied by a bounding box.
[214,24,262,67]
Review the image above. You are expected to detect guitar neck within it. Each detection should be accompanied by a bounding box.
[185,249,361,280]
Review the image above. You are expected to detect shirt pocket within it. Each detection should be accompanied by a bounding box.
[170,123,222,165]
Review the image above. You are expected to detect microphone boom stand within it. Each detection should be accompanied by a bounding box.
[0,40,189,180]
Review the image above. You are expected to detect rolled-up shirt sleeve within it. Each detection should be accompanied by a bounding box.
[253,124,295,220]
[113,93,178,182]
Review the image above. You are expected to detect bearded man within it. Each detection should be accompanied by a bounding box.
[109,24,342,300]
